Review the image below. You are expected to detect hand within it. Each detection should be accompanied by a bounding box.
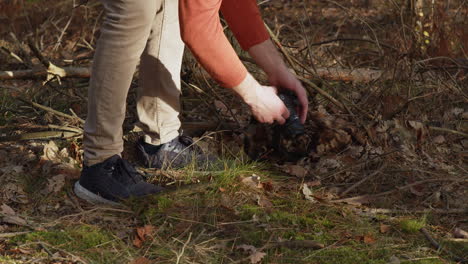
[248,40,308,123]
[268,66,308,124]
[248,85,290,124]
[233,73,290,124]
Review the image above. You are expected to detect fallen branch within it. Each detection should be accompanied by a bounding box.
[333,178,463,204]
[0,231,31,239]
[363,208,468,215]
[0,131,81,142]
[18,98,85,124]
[420,228,468,264]
[0,67,90,80]
[429,126,468,138]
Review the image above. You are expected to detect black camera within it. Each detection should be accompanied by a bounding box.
[278,92,304,138]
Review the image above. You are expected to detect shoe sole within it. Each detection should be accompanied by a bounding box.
[74,181,121,206]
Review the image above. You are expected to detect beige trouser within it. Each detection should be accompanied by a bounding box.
[83,0,184,166]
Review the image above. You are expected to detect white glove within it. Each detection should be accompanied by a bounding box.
[232,73,290,124]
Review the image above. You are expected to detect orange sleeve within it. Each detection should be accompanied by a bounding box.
[220,0,270,51]
[179,0,247,88]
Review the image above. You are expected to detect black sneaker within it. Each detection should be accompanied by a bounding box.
[136,135,216,169]
[74,155,164,205]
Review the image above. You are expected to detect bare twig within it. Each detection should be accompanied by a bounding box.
[18,98,85,124]
[0,46,25,64]
[333,178,464,204]
[0,231,31,239]
[27,38,50,67]
[340,163,386,197]
[174,232,192,264]
[429,126,468,138]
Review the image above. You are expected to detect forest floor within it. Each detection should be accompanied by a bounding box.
[0,0,467,263]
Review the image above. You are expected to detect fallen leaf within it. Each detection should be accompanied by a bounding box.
[1,204,16,215]
[380,223,391,234]
[363,234,376,244]
[41,141,60,161]
[433,135,445,144]
[133,236,143,248]
[45,174,66,194]
[237,244,257,253]
[388,255,401,264]
[237,244,266,264]
[249,251,266,264]
[137,225,155,241]
[256,195,273,208]
[261,181,274,192]
[307,180,321,187]
[2,215,28,226]
[302,184,316,202]
[241,175,262,189]
[454,228,468,239]
[133,225,156,248]
[283,165,308,177]
[130,257,151,264]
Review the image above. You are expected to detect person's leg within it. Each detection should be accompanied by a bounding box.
[83,0,163,166]
[136,0,185,146]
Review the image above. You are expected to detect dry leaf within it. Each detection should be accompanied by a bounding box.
[241,175,262,189]
[454,228,468,239]
[133,225,156,248]
[237,244,266,264]
[1,204,16,215]
[133,237,143,248]
[302,184,316,202]
[283,165,308,177]
[45,174,66,194]
[363,234,376,244]
[41,141,60,161]
[129,257,151,264]
[380,223,391,233]
[433,135,445,144]
[237,244,257,252]
[249,251,266,264]
[388,255,401,264]
[137,225,155,241]
[2,215,28,226]
[256,195,272,208]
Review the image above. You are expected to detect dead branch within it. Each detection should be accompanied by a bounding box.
[420,228,468,264]
[333,178,464,204]
[17,98,85,124]
[0,67,90,80]
[0,131,81,142]
[363,208,468,215]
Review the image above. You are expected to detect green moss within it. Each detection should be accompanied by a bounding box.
[399,218,426,233]
[13,225,119,263]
